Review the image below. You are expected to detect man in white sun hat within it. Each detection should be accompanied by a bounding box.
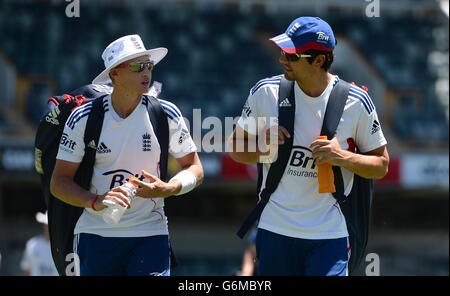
[20,211,58,276]
[50,34,203,276]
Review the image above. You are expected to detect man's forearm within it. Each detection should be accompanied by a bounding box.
[50,175,95,208]
[337,149,389,179]
[171,164,204,192]
[228,136,269,164]
[229,150,261,164]
[187,163,204,187]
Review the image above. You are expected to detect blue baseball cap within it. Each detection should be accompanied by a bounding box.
[270,17,335,54]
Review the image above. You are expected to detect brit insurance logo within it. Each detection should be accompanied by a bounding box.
[103,169,145,189]
[286,146,318,178]
[60,133,77,153]
[316,32,330,43]
[142,133,151,152]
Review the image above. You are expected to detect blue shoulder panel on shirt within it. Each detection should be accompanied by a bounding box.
[67,97,109,130]
[143,96,182,122]
[159,99,181,122]
[66,102,93,130]
[250,75,282,95]
[348,85,375,114]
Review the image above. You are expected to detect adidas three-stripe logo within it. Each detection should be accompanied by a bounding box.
[371,120,380,135]
[279,98,292,107]
[87,140,97,150]
[97,142,111,153]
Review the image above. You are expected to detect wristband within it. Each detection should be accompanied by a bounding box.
[91,195,100,211]
[170,170,197,196]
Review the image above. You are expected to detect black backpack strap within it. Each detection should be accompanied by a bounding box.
[320,80,376,274]
[237,77,296,238]
[319,79,351,203]
[74,95,106,187]
[143,95,169,181]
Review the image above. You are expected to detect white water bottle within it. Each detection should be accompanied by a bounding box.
[102,177,138,224]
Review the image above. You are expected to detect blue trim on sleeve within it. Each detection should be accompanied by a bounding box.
[348,86,374,114]
[251,76,282,95]
[66,102,93,130]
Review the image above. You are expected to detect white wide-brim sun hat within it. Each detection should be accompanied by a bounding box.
[35,211,48,225]
[92,34,168,84]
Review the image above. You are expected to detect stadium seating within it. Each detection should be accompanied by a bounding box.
[0,1,448,143]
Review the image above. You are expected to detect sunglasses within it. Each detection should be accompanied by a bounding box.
[281,51,312,62]
[119,61,154,72]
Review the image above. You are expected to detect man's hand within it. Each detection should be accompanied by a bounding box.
[310,137,389,179]
[228,124,291,164]
[263,125,291,146]
[258,125,291,163]
[51,159,133,210]
[309,137,346,166]
[131,170,180,198]
[94,186,132,211]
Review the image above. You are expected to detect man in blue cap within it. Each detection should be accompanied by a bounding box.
[228,17,389,275]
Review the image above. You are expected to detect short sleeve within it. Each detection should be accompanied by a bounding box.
[55,104,89,163]
[236,92,260,135]
[160,100,197,159]
[351,88,387,152]
[236,82,279,136]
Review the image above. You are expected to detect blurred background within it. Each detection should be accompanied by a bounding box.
[0,0,448,276]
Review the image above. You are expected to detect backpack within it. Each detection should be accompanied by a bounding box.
[237,77,374,275]
[34,84,169,275]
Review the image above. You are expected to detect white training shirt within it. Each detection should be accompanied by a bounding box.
[56,95,197,237]
[20,235,58,276]
[237,74,387,239]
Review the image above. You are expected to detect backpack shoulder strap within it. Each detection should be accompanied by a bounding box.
[237,76,295,238]
[320,80,375,274]
[262,77,296,197]
[319,79,351,203]
[73,95,107,187]
[143,95,169,181]
[320,79,350,139]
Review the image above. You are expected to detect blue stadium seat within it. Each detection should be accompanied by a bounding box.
[0,2,447,144]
